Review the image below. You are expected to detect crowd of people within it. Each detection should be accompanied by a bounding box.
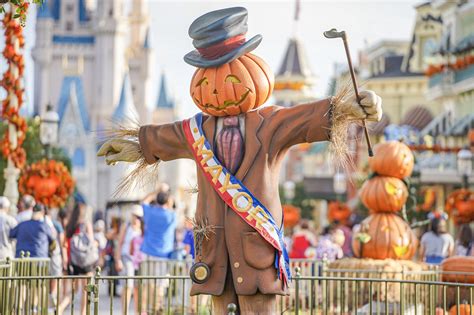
[0,183,194,314]
[287,217,473,264]
[1,189,473,313]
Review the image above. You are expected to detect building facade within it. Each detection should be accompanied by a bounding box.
[32,0,153,208]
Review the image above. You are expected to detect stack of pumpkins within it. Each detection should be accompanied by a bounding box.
[352,141,418,260]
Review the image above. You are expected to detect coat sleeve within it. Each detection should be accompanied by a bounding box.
[138,121,193,164]
[267,98,331,152]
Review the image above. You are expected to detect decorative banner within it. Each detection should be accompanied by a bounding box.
[19,159,75,208]
[183,113,291,286]
[0,9,27,169]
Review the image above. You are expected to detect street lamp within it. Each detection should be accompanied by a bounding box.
[457,147,473,189]
[40,104,59,159]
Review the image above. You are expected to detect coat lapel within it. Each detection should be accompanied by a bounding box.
[202,114,216,149]
[235,110,264,181]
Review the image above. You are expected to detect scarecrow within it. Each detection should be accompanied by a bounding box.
[98,7,382,314]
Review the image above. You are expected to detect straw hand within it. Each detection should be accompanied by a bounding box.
[340,90,382,122]
[97,139,141,165]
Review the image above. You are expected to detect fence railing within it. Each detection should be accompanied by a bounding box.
[1,256,474,314]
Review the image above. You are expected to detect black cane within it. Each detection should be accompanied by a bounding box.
[324,28,374,157]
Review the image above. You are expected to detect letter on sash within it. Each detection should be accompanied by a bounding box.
[205,165,222,184]
[232,192,253,213]
[218,173,241,193]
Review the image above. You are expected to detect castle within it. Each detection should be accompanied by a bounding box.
[31,0,187,210]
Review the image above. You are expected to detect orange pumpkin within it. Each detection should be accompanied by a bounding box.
[328,201,351,224]
[359,176,408,213]
[368,141,414,179]
[283,204,300,228]
[352,213,418,260]
[190,53,274,116]
[442,257,474,284]
[449,304,471,315]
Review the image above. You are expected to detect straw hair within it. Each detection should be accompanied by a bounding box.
[326,79,357,172]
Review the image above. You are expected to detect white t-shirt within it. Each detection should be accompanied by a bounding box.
[421,231,454,258]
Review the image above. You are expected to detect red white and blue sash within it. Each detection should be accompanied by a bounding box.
[183,113,291,286]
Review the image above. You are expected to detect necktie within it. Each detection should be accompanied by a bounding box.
[216,116,244,174]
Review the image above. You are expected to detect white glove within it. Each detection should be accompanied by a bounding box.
[339,90,382,122]
[97,139,141,165]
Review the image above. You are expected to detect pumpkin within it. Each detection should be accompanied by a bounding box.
[442,257,474,284]
[190,53,274,116]
[359,176,408,213]
[352,213,418,260]
[283,204,300,228]
[368,141,414,179]
[449,304,471,315]
[328,201,351,224]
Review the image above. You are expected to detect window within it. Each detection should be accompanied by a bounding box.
[66,21,73,31]
[66,4,73,13]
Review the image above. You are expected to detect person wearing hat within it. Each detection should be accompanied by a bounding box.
[99,7,383,313]
[115,204,144,313]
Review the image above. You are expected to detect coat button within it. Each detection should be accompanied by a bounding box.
[237,277,243,283]
[234,262,240,268]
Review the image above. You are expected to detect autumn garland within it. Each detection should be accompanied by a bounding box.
[19,159,75,208]
[0,9,28,169]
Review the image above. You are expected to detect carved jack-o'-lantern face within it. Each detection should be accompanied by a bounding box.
[190,53,274,116]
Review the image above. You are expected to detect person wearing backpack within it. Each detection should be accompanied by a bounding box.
[58,202,97,315]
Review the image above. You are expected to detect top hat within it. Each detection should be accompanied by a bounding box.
[184,7,262,68]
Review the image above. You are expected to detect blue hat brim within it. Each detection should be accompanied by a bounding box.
[184,34,262,68]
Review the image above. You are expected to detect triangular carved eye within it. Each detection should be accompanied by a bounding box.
[195,77,208,87]
[225,75,241,84]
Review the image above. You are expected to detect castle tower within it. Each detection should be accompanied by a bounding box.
[97,72,142,206]
[128,0,153,123]
[32,0,138,209]
[94,0,128,126]
[273,0,316,108]
[274,0,318,183]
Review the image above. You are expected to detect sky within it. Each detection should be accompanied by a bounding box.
[17,0,421,118]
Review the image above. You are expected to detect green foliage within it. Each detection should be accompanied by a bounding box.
[279,181,314,219]
[0,117,71,193]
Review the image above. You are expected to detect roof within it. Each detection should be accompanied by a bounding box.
[38,0,90,22]
[113,73,139,122]
[277,38,313,78]
[401,106,434,130]
[57,76,91,131]
[445,114,474,136]
[368,114,390,136]
[370,55,423,78]
[156,73,174,109]
[37,1,54,19]
[143,28,151,49]
[420,110,453,137]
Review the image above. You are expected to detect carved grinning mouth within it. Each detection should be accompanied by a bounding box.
[193,88,251,109]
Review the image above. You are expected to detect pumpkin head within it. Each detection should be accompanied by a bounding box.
[360,176,408,213]
[368,141,414,179]
[352,213,418,260]
[190,53,274,116]
[449,304,471,315]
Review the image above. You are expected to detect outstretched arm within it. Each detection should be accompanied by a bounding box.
[97,121,192,165]
[269,90,382,153]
